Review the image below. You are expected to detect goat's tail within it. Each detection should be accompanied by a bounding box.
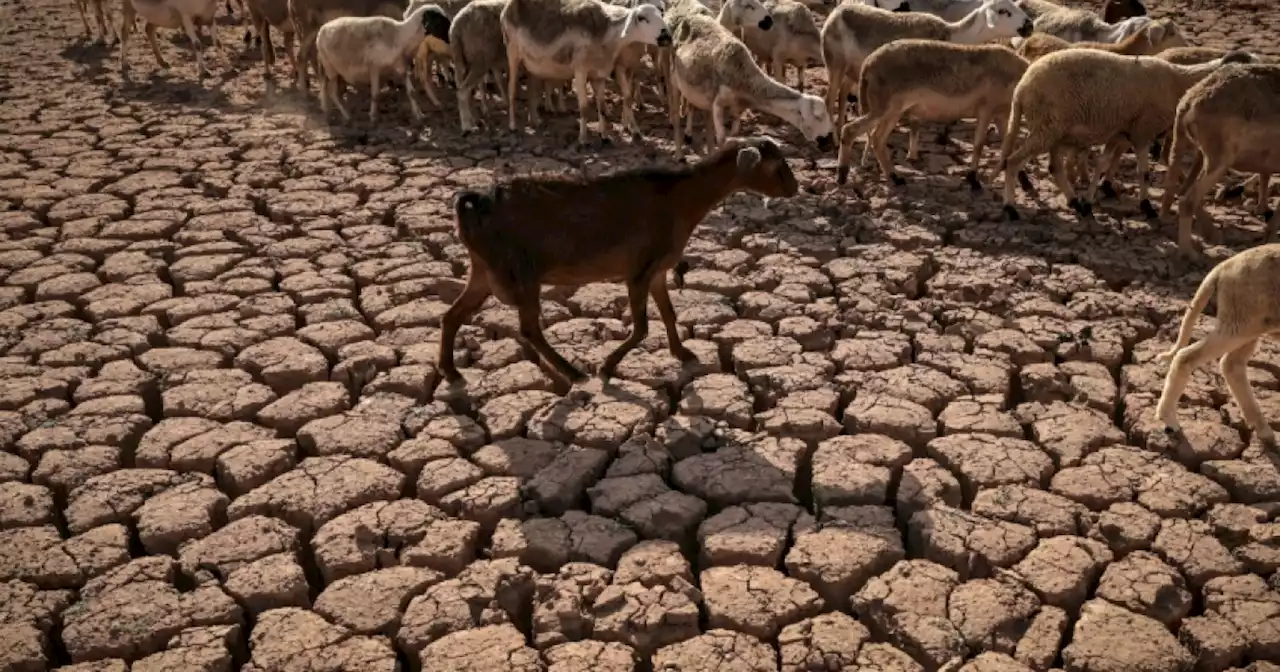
[453,190,491,249]
[1156,261,1221,365]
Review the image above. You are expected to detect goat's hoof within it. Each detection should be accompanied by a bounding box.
[889,173,905,187]
[964,170,981,192]
[673,346,698,362]
[1220,183,1246,200]
[1140,198,1158,220]
[1099,180,1118,200]
[1016,171,1034,194]
[1002,204,1020,221]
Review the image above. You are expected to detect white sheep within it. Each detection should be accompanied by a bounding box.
[244,0,297,86]
[860,0,985,22]
[669,13,835,152]
[821,0,1034,130]
[1155,243,1280,447]
[315,3,453,122]
[1031,7,1150,43]
[501,0,673,145]
[119,0,221,78]
[611,0,671,135]
[997,48,1256,221]
[451,0,511,131]
[855,0,911,12]
[834,40,1029,192]
[1159,63,1280,254]
[290,0,413,92]
[721,0,822,92]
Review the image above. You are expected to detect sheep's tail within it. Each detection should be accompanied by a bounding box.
[453,190,491,249]
[1156,262,1221,364]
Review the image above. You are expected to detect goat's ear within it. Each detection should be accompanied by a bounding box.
[736,146,762,172]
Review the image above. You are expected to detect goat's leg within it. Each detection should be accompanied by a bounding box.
[1155,332,1252,435]
[1221,337,1275,445]
[403,64,424,120]
[419,50,443,109]
[600,275,655,380]
[437,273,493,382]
[515,296,585,392]
[650,274,695,363]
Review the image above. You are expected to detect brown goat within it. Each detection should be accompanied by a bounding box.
[437,136,800,393]
[1100,0,1144,23]
[1156,243,1280,446]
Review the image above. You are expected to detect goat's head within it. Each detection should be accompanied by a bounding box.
[1101,0,1145,23]
[732,136,799,198]
[725,0,772,30]
[979,0,1033,38]
[416,4,452,48]
[622,4,673,46]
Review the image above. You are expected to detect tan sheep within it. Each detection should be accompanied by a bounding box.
[290,0,410,91]
[1031,6,1150,43]
[1014,18,1187,62]
[998,48,1255,221]
[835,39,1028,192]
[821,0,1033,130]
[1154,243,1280,446]
[451,0,509,132]
[1159,63,1280,255]
[724,0,823,92]
[244,0,296,86]
[75,0,117,43]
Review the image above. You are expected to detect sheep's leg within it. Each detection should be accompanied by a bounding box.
[419,51,443,109]
[506,51,521,133]
[1085,143,1120,204]
[835,114,878,186]
[600,275,656,380]
[966,108,992,191]
[1000,136,1050,220]
[591,77,611,140]
[180,14,207,77]
[1131,138,1158,219]
[1048,146,1089,217]
[871,112,903,186]
[283,31,297,78]
[119,2,134,74]
[76,0,93,38]
[906,124,921,162]
[403,65,424,120]
[1160,138,1195,219]
[92,0,110,43]
[1255,173,1273,218]
[1221,337,1275,445]
[144,23,169,70]
[457,66,487,132]
[1155,332,1253,436]
[368,70,382,123]
[207,17,220,49]
[437,274,493,382]
[1177,153,1232,255]
[572,72,591,146]
[492,69,508,104]
[327,74,351,121]
[528,78,544,127]
[616,66,639,136]
[650,274,696,363]
[295,31,317,91]
[711,100,728,149]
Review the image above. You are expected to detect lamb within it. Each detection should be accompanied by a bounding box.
[1154,243,1280,447]
[244,0,297,84]
[436,136,800,394]
[290,0,411,91]
[1157,46,1230,66]
[997,48,1255,221]
[75,0,117,43]
[405,0,472,108]
[119,0,222,78]
[501,0,673,145]
[820,0,1034,130]
[1100,0,1144,23]
[314,3,453,122]
[669,13,835,152]
[857,0,912,11]
[610,0,671,135]
[1158,63,1280,254]
[1031,6,1150,43]
[1014,18,1187,62]
[1013,0,1062,21]
[721,0,823,92]
[835,39,1029,191]
[451,0,511,131]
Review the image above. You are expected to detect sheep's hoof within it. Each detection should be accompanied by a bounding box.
[1016,171,1034,194]
[1264,208,1275,222]
[673,260,689,288]
[835,165,850,185]
[1098,180,1118,200]
[889,173,905,187]
[1220,183,1246,200]
[683,134,694,145]
[1149,141,1162,161]
[1139,198,1158,220]
[845,93,857,104]
[964,170,981,192]
[936,131,950,145]
[1070,198,1093,218]
[1002,205,1020,221]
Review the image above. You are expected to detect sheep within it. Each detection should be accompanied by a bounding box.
[721,0,823,92]
[835,40,1029,192]
[119,0,222,78]
[75,0,117,43]
[315,3,453,122]
[610,0,671,135]
[1031,7,1150,43]
[1013,0,1061,21]
[244,0,297,84]
[501,0,674,145]
[1158,63,1280,255]
[820,0,1033,130]
[669,13,835,153]
[1154,243,1280,447]
[436,136,800,394]
[1100,0,1144,23]
[998,49,1256,221]
[290,0,410,91]
[405,0,472,107]
[1157,45,1229,66]
[860,0,985,23]
[451,0,511,131]
[1015,18,1187,62]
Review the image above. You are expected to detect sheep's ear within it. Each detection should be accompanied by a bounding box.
[736,146,762,172]
[985,6,997,29]
[621,10,638,38]
[1147,21,1164,43]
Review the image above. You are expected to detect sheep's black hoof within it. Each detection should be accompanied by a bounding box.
[1140,198,1158,220]
[600,136,613,148]
[1016,171,1034,194]
[1079,325,1093,343]
[936,131,950,145]
[1221,183,1246,200]
[1057,331,1074,343]
[1070,198,1093,218]
[243,30,251,44]
[1002,204,1020,221]
[1264,208,1276,222]
[964,170,981,192]
[683,134,694,145]
[889,173,905,187]
[846,93,857,104]
[629,129,643,144]
[1149,140,1162,161]
[1099,180,1118,200]
[835,165,850,185]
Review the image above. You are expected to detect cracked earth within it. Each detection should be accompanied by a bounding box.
[2,0,1280,669]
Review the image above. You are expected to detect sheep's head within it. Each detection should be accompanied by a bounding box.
[1220,50,1260,66]
[861,0,910,12]
[791,94,835,151]
[417,5,452,49]
[622,4,673,45]
[980,0,1033,38]
[1101,0,1145,23]
[1145,19,1188,51]
[724,0,772,30]
[733,136,798,198]
[635,0,667,14]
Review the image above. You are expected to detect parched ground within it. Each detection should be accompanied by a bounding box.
[3,0,1280,669]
